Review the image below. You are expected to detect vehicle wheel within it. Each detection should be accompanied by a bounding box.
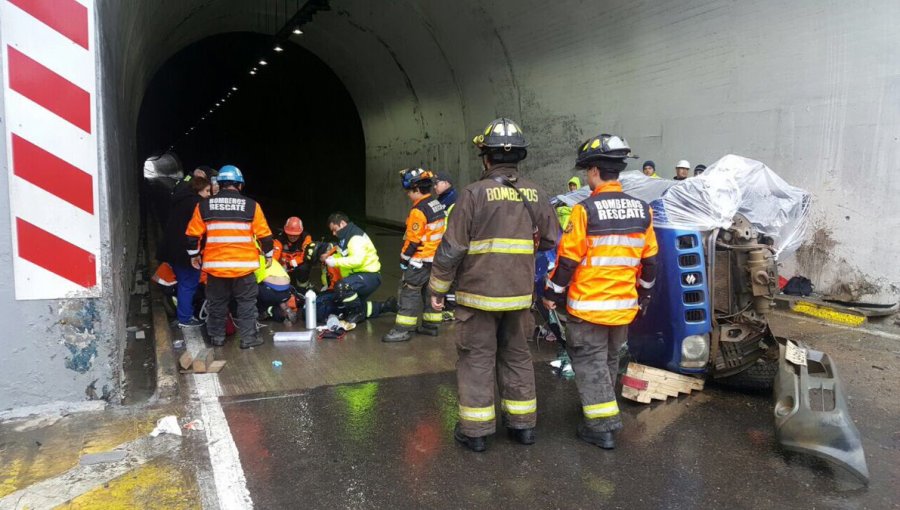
[713,357,778,391]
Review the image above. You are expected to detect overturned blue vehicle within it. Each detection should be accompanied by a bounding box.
[552,155,869,484]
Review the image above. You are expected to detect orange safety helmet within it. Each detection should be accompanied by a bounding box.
[284,216,303,236]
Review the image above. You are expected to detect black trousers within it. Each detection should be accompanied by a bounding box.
[206,273,258,343]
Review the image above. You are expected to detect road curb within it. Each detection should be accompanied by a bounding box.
[146,225,179,401]
[150,283,179,400]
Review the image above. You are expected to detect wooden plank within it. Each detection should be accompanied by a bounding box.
[178,351,193,370]
[621,363,705,403]
[207,360,227,373]
[192,348,214,373]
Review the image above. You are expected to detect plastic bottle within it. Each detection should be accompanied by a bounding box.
[304,289,317,330]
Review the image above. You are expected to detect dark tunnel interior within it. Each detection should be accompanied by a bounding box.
[137,32,366,240]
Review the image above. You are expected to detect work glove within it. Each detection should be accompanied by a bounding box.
[400,263,409,271]
[325,256,337,268]
[290,259,298,268]
[543,287,567,309]
[637,287,652,316]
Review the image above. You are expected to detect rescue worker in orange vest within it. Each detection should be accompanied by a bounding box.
[382,168,447,343]
[185,165,274,349]
[543,133,658,449]
[273,216,313,290]
[430,118,560,452]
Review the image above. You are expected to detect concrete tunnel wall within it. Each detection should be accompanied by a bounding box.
[2,0,898,410]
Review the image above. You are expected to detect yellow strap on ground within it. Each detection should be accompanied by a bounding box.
[456,292,532,311]
[791,301,866,327]
[459,405,496,422]
[501,398,537,415]
[395,314,418,326]
[583,400,619,418]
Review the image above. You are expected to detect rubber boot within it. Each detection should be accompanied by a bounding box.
[577,424,615,449]
[507,427,536,445]
[240,336,264,349]
[382,328,413,343]
[454,423,486,452]
[417,322,439,337]
[381,296,399,314]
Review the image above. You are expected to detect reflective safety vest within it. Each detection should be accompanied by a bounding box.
[550,181,658,325]
[254,253,290,283]
[151,262,177,287]
[273,231,312,270]
[401,194,446,264]
[185,189,274,278]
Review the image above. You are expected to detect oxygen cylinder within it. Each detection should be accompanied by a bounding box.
[304,289,317,329]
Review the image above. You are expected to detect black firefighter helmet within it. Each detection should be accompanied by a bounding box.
[472,118,528,163]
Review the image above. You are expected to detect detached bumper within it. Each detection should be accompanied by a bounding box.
[773,340,869,484]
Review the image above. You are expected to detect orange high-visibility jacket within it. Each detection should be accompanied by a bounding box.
[548,181,658,325]
[185,189,274,278]
[151,262,177,287]
[401,194,446,265]
[273,231,313,270]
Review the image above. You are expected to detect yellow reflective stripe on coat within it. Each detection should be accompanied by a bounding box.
[431,276,452,293]
[459,405,496,422]
[501,398,537,415]
[583,401,619,418]
[422,312,443,323]
[456,292,532,311]
[395,314,418,326]
[468,238,534,255]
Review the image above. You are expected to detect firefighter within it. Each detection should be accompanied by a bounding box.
[543,133,658,449]
[185,165,274,349]
[430,118,560,452]
[383,168,447,343]
[322,212,385,323]
[273,216,313,290]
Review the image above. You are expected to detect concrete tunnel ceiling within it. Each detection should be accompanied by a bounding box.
[107,0,900,299]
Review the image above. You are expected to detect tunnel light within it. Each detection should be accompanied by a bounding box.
[274,45,283,52]
[259,59,268,66]
[215,102,221,106]
[250,70,257,75]
[293,27,303,35]
[232,86,238,91]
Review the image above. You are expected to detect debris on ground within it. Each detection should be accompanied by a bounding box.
[150,415,182,437]
[273,331,314,342]
[621,363,704,403]
[272,360,283,368]
[177,349,226,373]
[183,419,204,431]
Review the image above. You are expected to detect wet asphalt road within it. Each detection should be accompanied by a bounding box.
[221,366,893,509]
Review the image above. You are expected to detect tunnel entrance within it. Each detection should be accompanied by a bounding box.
[137,31,365,237]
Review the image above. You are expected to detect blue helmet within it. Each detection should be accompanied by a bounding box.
[399,167,433,190]
[217,165,244,184]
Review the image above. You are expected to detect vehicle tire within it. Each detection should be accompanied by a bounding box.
[713,357,778,391]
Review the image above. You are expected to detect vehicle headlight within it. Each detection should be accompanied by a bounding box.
[680,334,709,368]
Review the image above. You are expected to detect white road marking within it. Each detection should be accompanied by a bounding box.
[185,330,253,509]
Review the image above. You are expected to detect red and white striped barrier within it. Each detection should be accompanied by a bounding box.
[1,0,101,299]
